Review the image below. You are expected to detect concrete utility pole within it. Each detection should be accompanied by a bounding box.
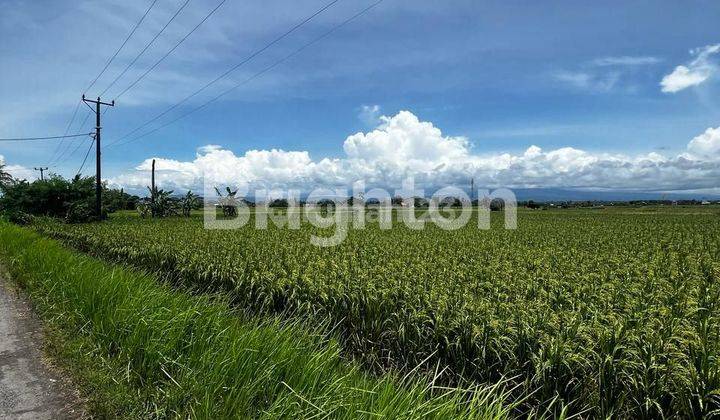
[33,167,48,181]
[82,95,114,217]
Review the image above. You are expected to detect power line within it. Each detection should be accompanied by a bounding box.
[54,85,116,169]
[108,0,341,146]
[64,133,94,167]
[50,109,94,166]
[0,133,91,142]
[84,0,160,94]
[78,110,94,132]
[113,0,228,101]
[54,103,110,171]
[36,1,155,177]
[50,0,155,166]
[47,99,82,165]
[99,0,192,97]
[110,0,384,149]
[76,137,96,176]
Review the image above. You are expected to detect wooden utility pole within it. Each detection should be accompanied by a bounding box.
[33,167,48,181]
[151,158,156,203]
[470,177,475,204]
[150,159,156,216]
[82,95,114,217]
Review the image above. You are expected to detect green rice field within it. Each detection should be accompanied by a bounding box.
[29,206,720,417]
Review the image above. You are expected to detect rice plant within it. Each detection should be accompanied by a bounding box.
[31,207,720,417]
[0,222,515,419]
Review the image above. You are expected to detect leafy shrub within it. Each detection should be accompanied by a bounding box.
[0,174,132,223]
[0,175,93,217]
[65,201,101,224]
[3,210,33,225]
[103,188,139,212]
[137,202,151,218]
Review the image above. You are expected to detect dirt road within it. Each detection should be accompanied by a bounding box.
[0,275,84,419]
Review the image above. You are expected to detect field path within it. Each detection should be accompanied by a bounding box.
[0,273,84,419]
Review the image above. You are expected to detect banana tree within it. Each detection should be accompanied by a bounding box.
[147,186,178,217]
[180,190,198,217]
[214,186,238,217]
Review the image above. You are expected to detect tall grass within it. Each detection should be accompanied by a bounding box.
[0,222,514,419]
[32,209,720,417]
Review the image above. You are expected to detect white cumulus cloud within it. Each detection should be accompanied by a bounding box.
[107,111,720,195]
[687,126,720,157]
[0,155,35,181]
[344,111,469,165]
[661,44,720,93]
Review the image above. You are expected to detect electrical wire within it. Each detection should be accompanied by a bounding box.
[50,109,94,165]
[99,0,192,97]
[56,100,112,171]
[0,133,91,142]
[46,99,82,164]
[65,133,93,163]
[108,0,341,146]
[76,138,96,176]
[84,0,160,94]
[112,0,228,101]
[24,0,155,176]
[110,0,384,149]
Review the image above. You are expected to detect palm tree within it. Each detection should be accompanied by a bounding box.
[0,163,14,187]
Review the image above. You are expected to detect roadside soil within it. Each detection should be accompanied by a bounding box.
[0,271,85,419]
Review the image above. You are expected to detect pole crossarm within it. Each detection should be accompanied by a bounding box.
[33,167,49,181]
[82,95,115,107]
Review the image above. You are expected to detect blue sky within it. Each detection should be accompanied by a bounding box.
[1,0,719,193]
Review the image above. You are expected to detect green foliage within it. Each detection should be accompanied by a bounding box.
[3,209,33,225]
[103,187,139,212]
[0,174,133,223]
[214,186,238,217]
[269,198,289,208]
[0,163,14,186]
[180,190,200,217]
[0,223,512,418]
[0,174,95,218]
[136,202,151,219]
[414,197,429,208]
[147,186,178,218]
[65,201,101,224]
[33,207,720,417]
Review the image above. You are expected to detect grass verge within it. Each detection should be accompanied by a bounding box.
[0,222,517,418]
